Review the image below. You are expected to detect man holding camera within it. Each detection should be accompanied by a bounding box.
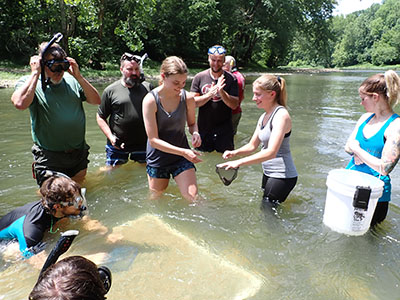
[97,53,153,168]
[11,42,101,186]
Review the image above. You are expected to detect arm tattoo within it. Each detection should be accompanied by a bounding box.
[383,130,400,174]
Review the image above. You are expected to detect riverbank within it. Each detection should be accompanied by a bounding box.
[0,66,343,89]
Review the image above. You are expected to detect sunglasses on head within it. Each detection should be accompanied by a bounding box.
[121,52,141,63]
[208,46,226,55]
[45,59,70,73]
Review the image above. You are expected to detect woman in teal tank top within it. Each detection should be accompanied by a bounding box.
[345,70,400,225]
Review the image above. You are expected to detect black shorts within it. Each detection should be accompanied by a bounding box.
[32,144,90,186]
[196,131,234,153]
[370,201,389,226]
[261,174,297,204]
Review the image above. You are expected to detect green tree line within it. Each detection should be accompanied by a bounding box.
[0,0,399,69]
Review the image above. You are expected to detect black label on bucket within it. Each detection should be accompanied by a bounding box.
[353,186,371,210]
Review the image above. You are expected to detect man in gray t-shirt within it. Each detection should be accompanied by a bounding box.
[97,53,153,167]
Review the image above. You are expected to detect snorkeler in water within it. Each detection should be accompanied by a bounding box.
[0,175,105,259]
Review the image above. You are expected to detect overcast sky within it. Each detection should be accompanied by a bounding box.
[333,0,382,15]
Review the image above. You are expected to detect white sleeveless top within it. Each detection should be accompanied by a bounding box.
[258,106,297,178]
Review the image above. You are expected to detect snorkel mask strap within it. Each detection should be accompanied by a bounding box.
[41,32,63,92]
[139,53,148,83]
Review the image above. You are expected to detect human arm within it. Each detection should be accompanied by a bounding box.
[191,73,220,107]
[221,109,291,169]
[186,92,202,148]
[96,113,122,149]
[66,57,100,105]
[193,83,220,107]
[347,118,400,176]
[142,92,202,163]
[218,74,239,110]
[345,113,371,155]
[11,56,41,110]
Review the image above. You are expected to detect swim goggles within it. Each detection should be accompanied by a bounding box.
[45,59,70,73]
[121,52,141,63]
[208,46,226,55]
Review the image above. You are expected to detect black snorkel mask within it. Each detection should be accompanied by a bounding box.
[40,32,64,92]
[45,59,70,73]
[38,230,112,294]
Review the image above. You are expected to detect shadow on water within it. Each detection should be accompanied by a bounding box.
[0,71,399,299]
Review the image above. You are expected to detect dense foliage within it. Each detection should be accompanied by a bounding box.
[331,0,400,67]
[0,0,399,68]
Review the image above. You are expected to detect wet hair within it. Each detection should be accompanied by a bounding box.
[253,74,288,107]
[159,56,188,85]
[40,176,81,213]
[359,70,400,109]
[38,42,67,61]
[29,256,107,300]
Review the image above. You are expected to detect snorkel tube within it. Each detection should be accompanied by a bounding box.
[139,53,148,83]
[36,230,112,293]
[40,32,63,92]
[39,230,79,277]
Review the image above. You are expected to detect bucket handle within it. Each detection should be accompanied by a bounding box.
[348,161,383,180]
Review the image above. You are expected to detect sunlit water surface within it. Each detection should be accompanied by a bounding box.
[0,71,399,299]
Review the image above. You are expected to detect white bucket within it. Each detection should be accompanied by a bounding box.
[323,169,384,236]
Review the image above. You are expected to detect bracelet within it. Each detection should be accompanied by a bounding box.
[193,131,200,136]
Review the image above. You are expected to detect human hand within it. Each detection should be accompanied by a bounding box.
[353,154,364,165]
[217,160,240,170]
[111,135,124,150]
[216,74,226,91]
[30,55,41,75]
[347,140,361,153]
[207,82,219,99]
[66,57,82,78]
[82,217,108,235]
[222,150,236,160]
[183,149,203,163]
[191,132,201,148]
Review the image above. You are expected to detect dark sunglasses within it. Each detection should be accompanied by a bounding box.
[208,46,226,55]
[121,52,141,63]
[45,59,70,73]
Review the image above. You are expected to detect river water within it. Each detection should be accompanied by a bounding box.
[0,71,399,299]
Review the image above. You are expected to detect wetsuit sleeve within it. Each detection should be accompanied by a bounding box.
[21,224,46,258]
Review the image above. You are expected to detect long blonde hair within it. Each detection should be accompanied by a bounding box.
[159,56,188,85]
[253,74,287,107]
[360,70,400,109]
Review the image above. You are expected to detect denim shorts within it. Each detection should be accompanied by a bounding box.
[146,160,195,179]
[105,144,146,166]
